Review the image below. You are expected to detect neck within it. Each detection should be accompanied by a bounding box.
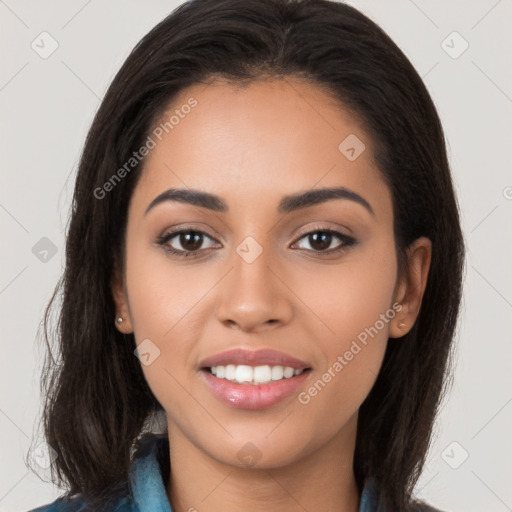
[165,414,361,512]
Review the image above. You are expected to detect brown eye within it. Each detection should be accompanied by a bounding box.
[176,231,203,251]
[305,231,333,251]
[293,228,356,254]
[156,229,219,257]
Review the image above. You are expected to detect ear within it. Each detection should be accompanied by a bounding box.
[111,260,134,334]
[389,236,432,339]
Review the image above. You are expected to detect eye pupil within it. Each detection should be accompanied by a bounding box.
[309,232,331,251]
[180,231,203,251]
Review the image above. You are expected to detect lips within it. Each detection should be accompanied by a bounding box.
[200,368,311,409]
[198,348,313,409]
[198,348,312,371]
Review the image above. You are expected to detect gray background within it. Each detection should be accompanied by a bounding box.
[1,1,511,511]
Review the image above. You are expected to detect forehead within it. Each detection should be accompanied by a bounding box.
[133,77,390,217]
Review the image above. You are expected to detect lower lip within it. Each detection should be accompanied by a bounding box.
[200,369,312,410]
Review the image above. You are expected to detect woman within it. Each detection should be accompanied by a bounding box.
[28,0,464,510]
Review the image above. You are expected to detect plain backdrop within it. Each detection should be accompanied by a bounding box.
[1,1,511,511]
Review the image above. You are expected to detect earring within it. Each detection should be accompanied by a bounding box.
[116,316,124,324]
[398,321,406,330]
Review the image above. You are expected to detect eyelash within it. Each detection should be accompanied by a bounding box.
[156,225,356,259]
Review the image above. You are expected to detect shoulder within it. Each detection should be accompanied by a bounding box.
[360,477,447,512]
[27,494,134,512]
[409,501,446,512]
[27,434,169,512]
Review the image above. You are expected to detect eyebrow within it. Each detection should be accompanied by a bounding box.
[144,186,375,217]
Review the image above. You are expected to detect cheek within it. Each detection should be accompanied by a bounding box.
[124,250,215,454]
[291,242,397,410]
[125,237,213,339]
[295,239,398,347]
[124,239,216,396]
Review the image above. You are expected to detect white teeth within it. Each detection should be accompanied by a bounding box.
[235,365,253,383]
[210,364,305,385]
[283,366,294,378]
[271,366,284,380]
[253,365,272,384]
[225,364,236,381]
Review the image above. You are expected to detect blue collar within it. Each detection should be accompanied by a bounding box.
[129,434,384,512]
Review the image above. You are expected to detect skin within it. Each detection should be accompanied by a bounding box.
[112,77,431,512]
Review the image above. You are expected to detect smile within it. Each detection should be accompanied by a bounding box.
[200,366,312,409]
[208,364,307,385]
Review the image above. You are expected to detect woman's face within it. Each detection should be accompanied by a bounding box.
[113,78,427,468]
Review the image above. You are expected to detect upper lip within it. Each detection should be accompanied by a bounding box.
[199,348,312,370]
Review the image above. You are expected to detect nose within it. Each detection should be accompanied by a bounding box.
[216,244,293,333]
